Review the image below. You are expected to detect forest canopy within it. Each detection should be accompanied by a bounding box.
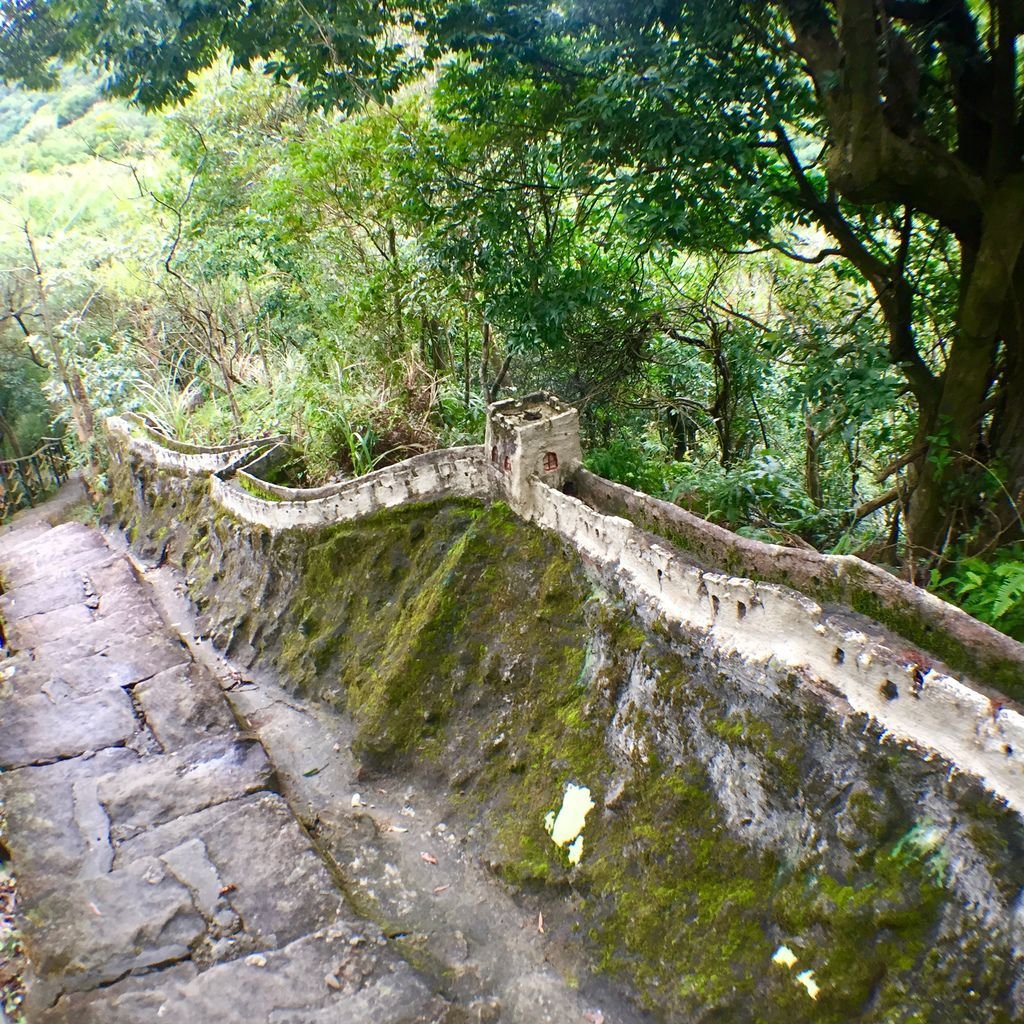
[2,0,1023,634]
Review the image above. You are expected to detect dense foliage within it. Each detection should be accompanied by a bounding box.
[1,1,1023,636]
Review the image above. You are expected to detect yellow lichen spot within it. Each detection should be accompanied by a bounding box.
[567,835,584,865]
[771,945,798,969]
[544,783,595,861]
[795,970,820,1000]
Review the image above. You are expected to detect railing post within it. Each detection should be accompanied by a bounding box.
[29,453,45,492]
[14,459,33,508]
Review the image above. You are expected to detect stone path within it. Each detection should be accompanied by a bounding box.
[1,487,643,1024]
[0,493,452,1023]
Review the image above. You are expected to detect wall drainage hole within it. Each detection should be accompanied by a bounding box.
[833,647,845,665]
[880,680,899,701]
[736,601,747,620]
[711,595,721,616]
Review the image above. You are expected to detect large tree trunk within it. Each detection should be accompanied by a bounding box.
[0,411,24,458]
[986,270,1024,546]
[906,212,1024,564]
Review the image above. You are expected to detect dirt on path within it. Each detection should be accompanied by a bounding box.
[0,483,642,1024]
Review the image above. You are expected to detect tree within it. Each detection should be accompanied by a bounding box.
[4,0,1022,566]
[428,0,1024,567]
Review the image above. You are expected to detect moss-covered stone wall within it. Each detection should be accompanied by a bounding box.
[110,451,1024,1024]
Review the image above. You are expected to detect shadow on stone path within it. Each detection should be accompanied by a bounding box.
[0,486,452,1023]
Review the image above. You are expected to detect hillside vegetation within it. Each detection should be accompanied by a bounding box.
[1,1,1023,637]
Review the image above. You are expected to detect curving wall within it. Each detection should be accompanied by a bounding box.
[217,447,493,529]
[107,415,285,476]
[107,410,1024,811]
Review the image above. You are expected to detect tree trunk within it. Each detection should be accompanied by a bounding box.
[0,411,24,458]
[388,224,404,350]
[905,179,1024,565]
[804,402,823,507]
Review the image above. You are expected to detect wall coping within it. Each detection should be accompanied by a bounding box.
[232,446,487,501]
[573,468,1024,698]
[120,412,287,456]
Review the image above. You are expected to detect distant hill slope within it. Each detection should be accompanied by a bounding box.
[0,73,152,175]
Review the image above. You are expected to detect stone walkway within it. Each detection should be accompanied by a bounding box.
[0,494,453,1023]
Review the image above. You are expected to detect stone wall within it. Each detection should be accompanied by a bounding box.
[106,410,1024,812]
[213,446,492,530]
[574,466,1024,696]
[106,457,1024,1024]
[521,477,1024,812]
[107,415,283,476]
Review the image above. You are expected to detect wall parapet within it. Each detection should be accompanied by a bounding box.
[521,477,1024,811]
[107,403,1024,810]
[215,446,491,530]
[107,416,285,476]
[573,467,1024,697]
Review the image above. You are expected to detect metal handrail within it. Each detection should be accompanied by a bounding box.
[0,437,70,521]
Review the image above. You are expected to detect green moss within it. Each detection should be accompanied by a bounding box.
[238,474,284,502]
[271,500,593,771]
[107,462,1022,1022]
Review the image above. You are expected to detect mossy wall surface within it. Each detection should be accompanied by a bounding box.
[112,454,1024,1024]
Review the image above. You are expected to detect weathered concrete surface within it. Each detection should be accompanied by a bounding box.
[0,490,456,1022]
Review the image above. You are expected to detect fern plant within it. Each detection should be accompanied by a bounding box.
[933,548,1024,642]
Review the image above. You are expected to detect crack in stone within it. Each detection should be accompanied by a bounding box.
[71,776,115,877]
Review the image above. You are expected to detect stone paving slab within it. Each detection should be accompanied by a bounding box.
[0,687,138,768]
[0,638,189,702]
[34,927,450,1024]
[113,792,343,952]
[1,749,139,903]
[5,602,95,651]
[0,573,85,622]
[97,738,273,834]
[0,501,454,1022]
[21,856,206,1014]
[133,662,239,752]
[30,607,176,665]
[0,523,53,559]
[0,525,114,589]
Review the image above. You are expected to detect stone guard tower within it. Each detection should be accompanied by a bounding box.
[486,393,582,508]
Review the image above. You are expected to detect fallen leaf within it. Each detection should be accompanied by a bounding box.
[386,825,408,833]
[537,911,545,934]
[219,884,237,896]
[420,852,438,865]
[432,884,450,895]
[583,1011,604,1024]
[303,765,325,777]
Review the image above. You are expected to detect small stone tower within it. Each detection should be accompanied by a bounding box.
[486,393,582,509]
